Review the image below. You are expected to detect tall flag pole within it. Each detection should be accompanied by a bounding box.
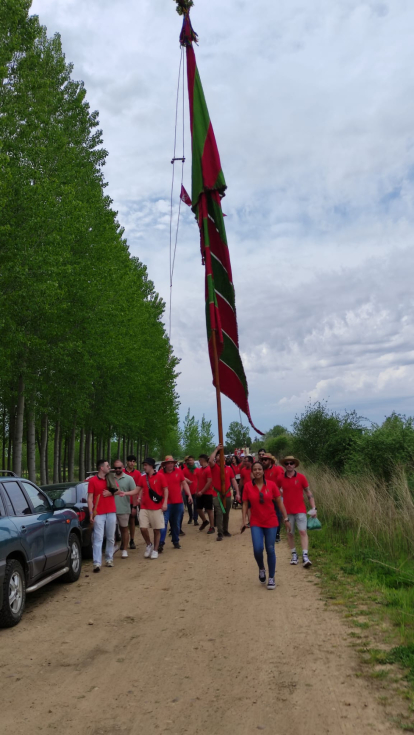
[173,0,264,496]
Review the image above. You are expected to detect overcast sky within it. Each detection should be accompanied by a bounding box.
[31,0,414,438]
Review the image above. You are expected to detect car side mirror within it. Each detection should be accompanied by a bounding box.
[53,498,66,510]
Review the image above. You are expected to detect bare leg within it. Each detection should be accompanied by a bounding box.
[140,528,151,546]
[198,508,207,523]
[287,531,296,550]
[153,529,161,551]
[121,526,129,551]
[207,508,214,527]
[298,529,309,551]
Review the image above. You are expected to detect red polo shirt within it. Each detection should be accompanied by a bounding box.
[264,465,285,484]
[183,466,199,494]
[124,468,142,507]
[243,480,281,528]
[210,464,233,498]
[198,465,213,495]
[140,472,168,511]
[240,466,252,486]
[163,468,186,504]
[277,471,309,514]
[88,475,116,515]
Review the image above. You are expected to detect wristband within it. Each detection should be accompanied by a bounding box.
[283,517,289,522]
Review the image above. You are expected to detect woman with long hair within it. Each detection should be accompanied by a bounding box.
[242,461,291,589]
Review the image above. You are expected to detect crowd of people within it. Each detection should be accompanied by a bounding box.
[86,446,318,589]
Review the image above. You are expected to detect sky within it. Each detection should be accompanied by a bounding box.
[31,0,414,439]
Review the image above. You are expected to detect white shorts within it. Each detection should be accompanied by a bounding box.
[288,513,307,533]
[139,508,165,530]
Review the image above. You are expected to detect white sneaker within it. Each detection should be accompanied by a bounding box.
[144,544,153,558]
[267,578,276,590]
[121,550,128,559]
[113,545,120,554]
[290,552,298,565]
[150,550,159,560]
[105,559,114,568]
[303,554,312,568]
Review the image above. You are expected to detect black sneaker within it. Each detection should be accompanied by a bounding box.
[129,540,136,549]
[187,518,193,524]
[199,521,209,531]
[267,578,276,590]
[217,533,223,541]
[194,521,199,526]
[173,543,181,549]
[179,530,185,536]
[259,569,266,584]
[223,531,232,538]
[275,531,280,543]
[158,544,164,554]
[207,527,215,535]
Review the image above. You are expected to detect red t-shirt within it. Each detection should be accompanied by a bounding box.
[183,466,199,494]
[197,465,212,495]
[243,480,281,528]
[264,465,285,485]
[140,472,168,511]
[124,468,142,507]
[240,466,252,486]
[210,464,233,498]
[88,475,116,515]
[277,472,309,514]
[163,468,186,504]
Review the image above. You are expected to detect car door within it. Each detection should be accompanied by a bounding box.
[1,481,46,579]
[21,482,69,571]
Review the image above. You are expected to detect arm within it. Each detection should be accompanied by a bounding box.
[88,492,95,523]
[181,480,193,503]
[208,444,221,467]
[304,486,317,515]
[241,500,249,529]
[275,496,291,533]
[231,477,241,502]
[162,487,168,512]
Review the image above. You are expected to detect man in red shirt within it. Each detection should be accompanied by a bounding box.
[120,457,168,559]
[277,456,317,568]
[196,454,215,534]
[239,456,253,499]
[262,454,285,543]
[124,454,142,550]
[183,455,199,526]
[208,444,240,541]
[159,456,193,550]
[88,459,117,573]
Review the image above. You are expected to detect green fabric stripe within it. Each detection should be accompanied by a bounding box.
[192,66,210,206]
[220,332,248,393]
[211,255,235,309]
[206,273,218,307]
[213,169,226,193]
[207,194,228,246]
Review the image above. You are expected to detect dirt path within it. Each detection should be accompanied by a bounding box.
[0,511,399,735]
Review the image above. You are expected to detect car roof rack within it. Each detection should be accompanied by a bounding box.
[0,470,17,476]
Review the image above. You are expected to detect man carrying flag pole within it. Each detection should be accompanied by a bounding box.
[174,0,263,505]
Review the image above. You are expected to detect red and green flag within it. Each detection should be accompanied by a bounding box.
[177,3,263,435]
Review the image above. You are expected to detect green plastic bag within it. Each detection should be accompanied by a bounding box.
[307,516,322,531]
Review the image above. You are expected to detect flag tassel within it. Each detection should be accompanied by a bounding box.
[211,328,227,503]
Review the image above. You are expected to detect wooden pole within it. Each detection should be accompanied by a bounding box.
[211,329,226,499]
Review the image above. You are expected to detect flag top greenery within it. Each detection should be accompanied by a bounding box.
[176,1,263,435]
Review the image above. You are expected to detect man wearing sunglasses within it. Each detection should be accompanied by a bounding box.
[277,456,317,568]
[261,454,285,542]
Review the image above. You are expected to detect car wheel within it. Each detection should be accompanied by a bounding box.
[62,533,82,583]
[0,559,26,628]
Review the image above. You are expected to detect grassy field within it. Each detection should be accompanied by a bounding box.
[305,466,414,729]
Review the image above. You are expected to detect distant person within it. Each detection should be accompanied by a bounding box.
[196,454,215,534]
[112,460,139,558]
[124,454,142,550]
[159,456,193,550]
[261,454,285,542]
[120,457,168,559]
[239,455,253,498]
[242,461,291,589]
[277,456,317,568]
[88,459,117,573]
[208,445,240,540]
[183,455,199,525]
[257,448,266,462]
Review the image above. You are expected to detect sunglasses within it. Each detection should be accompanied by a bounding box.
[114,466,123,470]
[284,461,295,466]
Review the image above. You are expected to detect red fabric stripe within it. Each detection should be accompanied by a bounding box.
[186,44,196,136]
[201,123,223,190]
[215,292,239,346]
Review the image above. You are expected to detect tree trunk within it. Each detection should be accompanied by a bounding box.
[2,406,6,470]
[107,436,111,464]
[45,430,49,484]
[68,422,76,482]
[63,436,67,482]
[91,431,95,470]
[39,414,48,485]
[8,402,15,472]
[79,428,85,481]
[85,430,91,474]
[117,436,121,460]
[122,435,126,466]
[58,428,63,482]
[53,420,60,483]
[27,404,36,482]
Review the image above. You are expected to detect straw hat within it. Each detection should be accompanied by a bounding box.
[282,455,300,468]
[261,453,275,463]
[161,455,177,465]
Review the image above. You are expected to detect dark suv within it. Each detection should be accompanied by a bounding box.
[0,472,82,628]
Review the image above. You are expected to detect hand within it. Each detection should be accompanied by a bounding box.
[90,514,95,524]
[102,489,111,498]
[188,496,193,505]
[308,508,317,518]
[285,521,292,533]
[118,491,126,497]
[236,495,241,504]
[162,502,167,512]
[130,507,137,516]
[216,443,223,451]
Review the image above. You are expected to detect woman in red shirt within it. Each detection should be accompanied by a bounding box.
[242,462,291,590]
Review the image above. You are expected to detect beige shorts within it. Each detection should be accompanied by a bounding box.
[117,513,130,528]
[288,513,307,533]
[139,508,165,530]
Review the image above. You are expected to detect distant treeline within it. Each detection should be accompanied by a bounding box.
[0,2,179,482]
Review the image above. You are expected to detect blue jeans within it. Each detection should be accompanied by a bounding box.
[250,525,277,578]
[160,503,184,545]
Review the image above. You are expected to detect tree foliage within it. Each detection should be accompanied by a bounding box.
[225,422,251,452]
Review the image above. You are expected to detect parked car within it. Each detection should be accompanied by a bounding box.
[41,482,93,558]
[0,471,82,628]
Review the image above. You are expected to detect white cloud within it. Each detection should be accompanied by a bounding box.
[31,0,414,435]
